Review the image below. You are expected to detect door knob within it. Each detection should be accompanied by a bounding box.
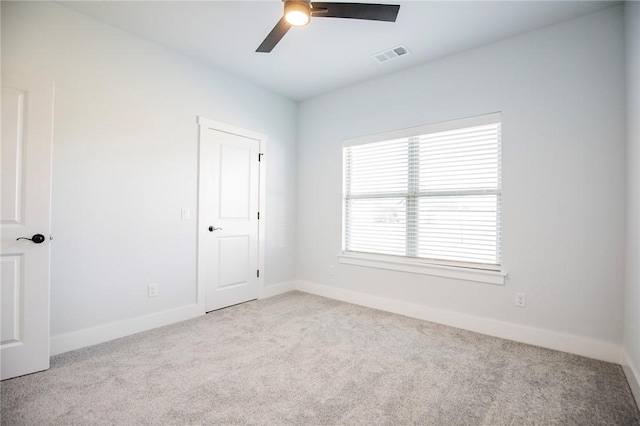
[208,226,222,232]
[16,234,46,244]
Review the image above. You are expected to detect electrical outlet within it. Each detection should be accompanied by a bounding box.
[148,283,158,298]
[515,292,526,308]
[329,264,335,276]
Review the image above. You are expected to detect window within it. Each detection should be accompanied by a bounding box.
[342,113,502,274]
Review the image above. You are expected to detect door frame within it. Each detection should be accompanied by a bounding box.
[196,117,266,312]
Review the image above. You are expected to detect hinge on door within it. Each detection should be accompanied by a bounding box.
[257,269,260,278]
[258,153,264,162]
[257,212,260,220]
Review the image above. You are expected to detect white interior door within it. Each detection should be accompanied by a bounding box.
[1,70,54,380]
[199,121,260,312]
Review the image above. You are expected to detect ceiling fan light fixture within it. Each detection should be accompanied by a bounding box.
[284,2,311,26]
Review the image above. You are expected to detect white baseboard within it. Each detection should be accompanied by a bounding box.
[50,303,204,356]
[51,280,299,356]
[48,279,634,398]
[295,280,622,364]
[260,280,296,299]
[622,350,640,408]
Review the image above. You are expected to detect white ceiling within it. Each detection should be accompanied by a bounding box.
[58,1,620,101]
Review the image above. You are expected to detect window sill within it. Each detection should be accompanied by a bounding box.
[338,252,506,285]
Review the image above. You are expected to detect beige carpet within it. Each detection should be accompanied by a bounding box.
[1,291,639,425]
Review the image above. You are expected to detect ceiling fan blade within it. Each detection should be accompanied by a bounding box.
[256,17,292,53]
[311,2,400,22]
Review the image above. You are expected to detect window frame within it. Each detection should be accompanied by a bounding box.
[341,113,506,285]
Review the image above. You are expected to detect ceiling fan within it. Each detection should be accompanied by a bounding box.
[256,1,401,53]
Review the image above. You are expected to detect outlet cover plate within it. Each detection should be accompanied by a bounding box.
[148,283,158,298]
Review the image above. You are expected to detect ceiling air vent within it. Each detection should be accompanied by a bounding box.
[373,45,410,64]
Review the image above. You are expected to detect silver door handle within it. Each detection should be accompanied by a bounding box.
[208,226,222,232]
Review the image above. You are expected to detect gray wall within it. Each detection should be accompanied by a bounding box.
[624,0,640,401]
[297,7,626,344]
[1,2,298,336]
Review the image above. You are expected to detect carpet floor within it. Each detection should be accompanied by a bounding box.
[1,291,639,425]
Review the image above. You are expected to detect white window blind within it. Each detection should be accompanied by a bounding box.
[343,116,501,269]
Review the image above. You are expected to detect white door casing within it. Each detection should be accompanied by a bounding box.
[198,118,264,312]
[1,70,54,380]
